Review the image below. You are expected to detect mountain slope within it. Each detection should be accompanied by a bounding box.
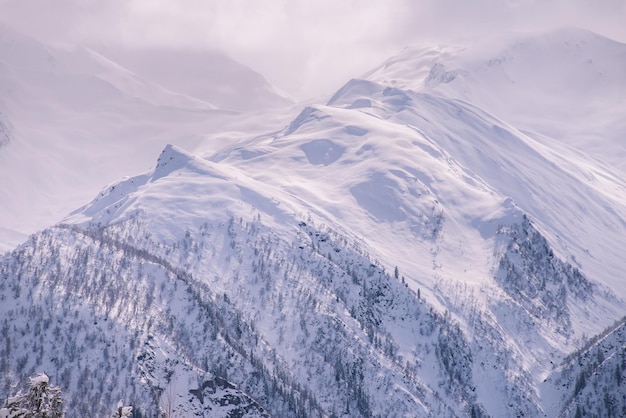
[541,317,626,417]
[326,65,626,308]
[1,149,492,415]
[1,130,620,416]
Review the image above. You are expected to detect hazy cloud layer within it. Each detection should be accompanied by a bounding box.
[1,0,624,98]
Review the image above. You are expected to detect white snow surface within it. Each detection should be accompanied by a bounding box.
[29,373,49,386]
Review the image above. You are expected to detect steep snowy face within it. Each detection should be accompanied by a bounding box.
[205,75,626,308]
[364,27,626,171]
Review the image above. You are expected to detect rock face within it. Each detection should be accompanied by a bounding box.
[188,378,271,418]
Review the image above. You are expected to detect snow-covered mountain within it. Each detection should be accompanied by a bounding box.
[364,27,626,172]
[1,27,625,417]
[0,23,293,252]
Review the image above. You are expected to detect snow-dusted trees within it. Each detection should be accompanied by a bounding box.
[1,375,135,418]
[111,400,132,418]
[0,373,63,418]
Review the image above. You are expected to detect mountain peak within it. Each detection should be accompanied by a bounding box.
[153,144,195,181]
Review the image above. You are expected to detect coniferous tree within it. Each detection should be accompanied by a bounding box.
[0,373,63,418]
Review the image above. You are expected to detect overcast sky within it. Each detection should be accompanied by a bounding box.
[1,0,624,99]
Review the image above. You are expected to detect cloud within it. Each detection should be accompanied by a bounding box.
[1,0,624,99]
[398,0,626,43]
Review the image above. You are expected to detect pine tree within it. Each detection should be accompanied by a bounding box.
[0,373,64,417]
